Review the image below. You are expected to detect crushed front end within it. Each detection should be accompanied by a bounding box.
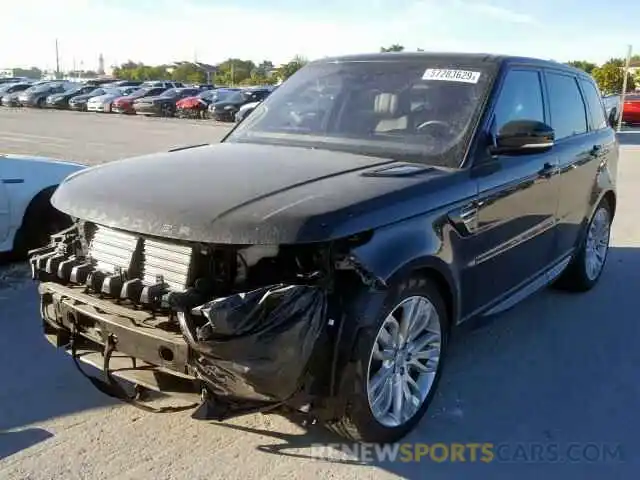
[30,222,346,420]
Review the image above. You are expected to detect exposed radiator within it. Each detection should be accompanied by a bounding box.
[88,225,194,293]
[88,226,138,275]
[142,239,194,292]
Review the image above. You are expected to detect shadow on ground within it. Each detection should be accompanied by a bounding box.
[0,429,54,460]
[0,275,116,437]
[210,246,640,479]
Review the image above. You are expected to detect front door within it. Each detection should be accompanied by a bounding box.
[461,68,561,316]
[0,177,10,243]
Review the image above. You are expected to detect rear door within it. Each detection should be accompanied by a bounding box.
[461,67,561,315]
[545,71,611,257]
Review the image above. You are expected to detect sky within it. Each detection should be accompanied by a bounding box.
[2,0,639,72]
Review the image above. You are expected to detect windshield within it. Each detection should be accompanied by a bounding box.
[0,83,17,93]
[120,87,138,95]
[198,90,214,100]
[129,88,150,98]
[212,89,238,102]
[65,86,86,94]
[159,88,180,98]
[29,83,59,93]
[5,84,29,93]
[227,60,494,166]
[88,88,105,96]
[226,91,248,103]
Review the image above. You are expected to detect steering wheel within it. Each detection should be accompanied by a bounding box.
[415,119,451,132]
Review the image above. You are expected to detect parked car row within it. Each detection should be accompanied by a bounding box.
[0,78,275,122]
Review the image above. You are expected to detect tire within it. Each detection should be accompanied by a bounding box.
[161,104,175,117]
[326,276,448,443]
[36,97,45,108]
[12,189,72,259]
[554,198,612,292]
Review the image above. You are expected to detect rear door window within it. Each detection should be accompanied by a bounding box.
[579,79,607,130]
[545,72,588,140]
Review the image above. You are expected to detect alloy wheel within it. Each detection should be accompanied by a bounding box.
[366,295,442,428]
[585,206,611,281]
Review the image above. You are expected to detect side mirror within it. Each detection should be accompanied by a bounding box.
[490,120,555,155]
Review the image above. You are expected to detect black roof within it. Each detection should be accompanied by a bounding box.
[314,52,589,77]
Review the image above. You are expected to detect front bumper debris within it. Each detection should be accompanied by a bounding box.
[31,226,330,419]
[40,281,200,399]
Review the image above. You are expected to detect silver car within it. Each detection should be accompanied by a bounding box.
[86,86,140,113]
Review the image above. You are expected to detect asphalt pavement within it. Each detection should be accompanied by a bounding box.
[0,109,639,479]
[0,108,231,164]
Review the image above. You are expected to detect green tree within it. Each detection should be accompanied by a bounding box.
[112,61,170,81]
[170,63,207,84]
[606,58,624,68]
[12,67,43,79]
[214,59,256,86]
[566,60,597,74]
[380,44,404,52]
[275,55,308,82]
[254,60,275,77]
[592,60,636,94]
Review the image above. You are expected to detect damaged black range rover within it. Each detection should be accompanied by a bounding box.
[30,53,617,443]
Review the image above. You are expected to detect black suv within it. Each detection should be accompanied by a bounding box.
[30,53,617,444]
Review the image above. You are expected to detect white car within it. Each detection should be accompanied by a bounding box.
[87,86,139,113]
[0,154,84,258]
[234,101,261,122]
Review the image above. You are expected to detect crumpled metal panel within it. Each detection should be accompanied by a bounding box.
[187,284,327,402]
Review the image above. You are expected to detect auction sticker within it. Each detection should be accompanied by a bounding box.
[422,68,481,84]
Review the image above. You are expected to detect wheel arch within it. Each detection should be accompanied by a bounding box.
[12,184,59,249]
[602,189,616,219]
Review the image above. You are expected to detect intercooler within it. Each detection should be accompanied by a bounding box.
[87,225,194,298]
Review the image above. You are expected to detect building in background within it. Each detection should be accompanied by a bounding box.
[98,54,105,76]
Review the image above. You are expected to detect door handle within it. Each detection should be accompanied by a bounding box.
[590,145,602,157]
[538,162,557,178]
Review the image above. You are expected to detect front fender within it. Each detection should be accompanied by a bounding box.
[349,212,462,325]
[1,155,84,245]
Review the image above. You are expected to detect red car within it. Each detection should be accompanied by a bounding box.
[176,90,216,119]
[112,86,167,114]
[622,94,640,124]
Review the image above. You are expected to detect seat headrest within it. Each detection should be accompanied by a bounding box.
[373,92,400,118]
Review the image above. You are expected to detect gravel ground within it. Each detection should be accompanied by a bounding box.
[1,110,640,479]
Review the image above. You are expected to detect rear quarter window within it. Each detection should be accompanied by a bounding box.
[579,79,607,130]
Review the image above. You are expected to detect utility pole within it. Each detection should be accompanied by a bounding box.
[618,44,633,132]
[230,59,235,86]
[55,38,60,79]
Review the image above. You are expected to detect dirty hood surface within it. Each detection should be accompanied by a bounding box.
[51,142,442,244]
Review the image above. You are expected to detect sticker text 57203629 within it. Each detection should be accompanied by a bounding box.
[422,69,481,84]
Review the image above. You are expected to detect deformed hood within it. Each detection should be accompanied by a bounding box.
[52,142,448,244]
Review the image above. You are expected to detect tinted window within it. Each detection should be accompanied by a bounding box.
[492,69,544,132]
[546,72,587,140]
[579,79,607,130]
